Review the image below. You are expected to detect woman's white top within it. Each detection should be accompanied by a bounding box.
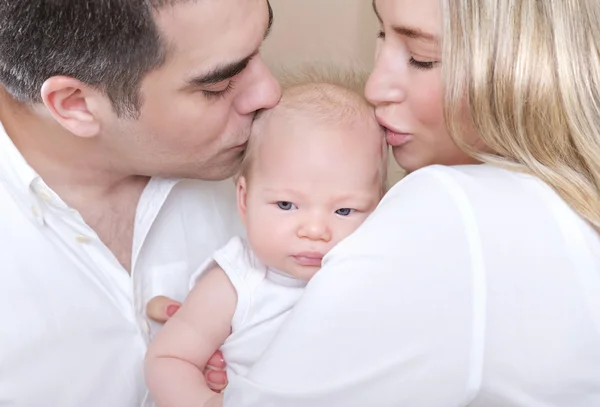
[223,164,600,407]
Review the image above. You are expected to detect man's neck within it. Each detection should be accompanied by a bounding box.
[0,93,148,209]
[0,93,149,272]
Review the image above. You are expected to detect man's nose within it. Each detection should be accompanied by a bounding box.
[237,55,281,115]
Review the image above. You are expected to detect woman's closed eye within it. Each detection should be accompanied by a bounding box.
[408,57,438,70]
[377,30,439,71]
[277,201,298,211]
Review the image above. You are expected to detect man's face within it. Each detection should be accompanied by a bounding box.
[108,0,281,180]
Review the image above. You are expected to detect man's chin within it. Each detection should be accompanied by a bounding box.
[148,146,246,180]
[186,155,244,181]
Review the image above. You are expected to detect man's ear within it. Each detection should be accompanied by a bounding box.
[236,176,248,227]
[40,76,105,138]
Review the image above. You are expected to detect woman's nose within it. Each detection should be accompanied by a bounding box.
[365,47,406,106]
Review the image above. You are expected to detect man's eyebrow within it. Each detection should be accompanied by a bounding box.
[187,1,273,87]
[372,0,438,42]
[188,53,256,86]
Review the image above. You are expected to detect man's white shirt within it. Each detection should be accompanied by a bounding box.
[0,120,243,407]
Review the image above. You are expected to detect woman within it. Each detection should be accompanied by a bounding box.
[153,0,600,405]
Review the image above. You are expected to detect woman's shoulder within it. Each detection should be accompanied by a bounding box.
[380,164,553,218]
[350,163,582,254]
[328,163,598,277]
[386,164,541,201]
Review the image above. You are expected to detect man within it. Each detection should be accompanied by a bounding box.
[0,0,280,406]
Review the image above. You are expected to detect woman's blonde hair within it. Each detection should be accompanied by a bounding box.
[442,0,600,229]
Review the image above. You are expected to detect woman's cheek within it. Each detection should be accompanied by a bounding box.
[412,72,445,129]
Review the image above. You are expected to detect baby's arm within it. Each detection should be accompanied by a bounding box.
[145,265,236,407]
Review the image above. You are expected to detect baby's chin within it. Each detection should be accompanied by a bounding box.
[285,264,321,281]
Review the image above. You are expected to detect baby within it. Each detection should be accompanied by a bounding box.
[145,75,388,407]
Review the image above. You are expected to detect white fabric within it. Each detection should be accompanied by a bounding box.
[0,121,243,407]
[224,164,600,407]
[190,236,307,379]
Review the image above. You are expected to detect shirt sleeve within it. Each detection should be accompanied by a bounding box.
[223,166,486,407]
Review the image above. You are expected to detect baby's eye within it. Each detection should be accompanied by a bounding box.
[335,208,355,216]
[277,201,297,211]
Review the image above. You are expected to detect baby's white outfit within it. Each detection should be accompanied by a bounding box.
[191,236,307,377]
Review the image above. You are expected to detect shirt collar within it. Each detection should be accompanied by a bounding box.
[0,119,40,200]
[0,119,49,226]
[0,117,183,230]
[266,268,309,288]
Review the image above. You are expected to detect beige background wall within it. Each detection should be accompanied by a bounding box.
[261,0,378,71]
[261,0,405,185]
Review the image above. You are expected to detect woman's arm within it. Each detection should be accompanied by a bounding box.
[224,167,485,407]
[145,266,236,407]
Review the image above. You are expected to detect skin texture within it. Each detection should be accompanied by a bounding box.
[101,0,282,181]
[365,0,479,173]
[238,109,384,280]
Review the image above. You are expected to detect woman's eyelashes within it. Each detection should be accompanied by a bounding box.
[408,57,438,70]
[377,30,438,70]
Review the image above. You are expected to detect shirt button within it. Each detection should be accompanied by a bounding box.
[75,234,90,243]
[38,190,51,201]
[30,205,44,226]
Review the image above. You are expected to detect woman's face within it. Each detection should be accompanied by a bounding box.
[365,0,477,172]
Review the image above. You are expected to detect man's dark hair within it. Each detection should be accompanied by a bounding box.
[0,0,186,117]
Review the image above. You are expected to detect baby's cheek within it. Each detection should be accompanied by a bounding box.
[248,225,287,264]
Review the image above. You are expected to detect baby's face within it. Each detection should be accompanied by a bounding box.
[238,112,385,280]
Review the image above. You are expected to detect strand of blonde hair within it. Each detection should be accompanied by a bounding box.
[443,0,600,230]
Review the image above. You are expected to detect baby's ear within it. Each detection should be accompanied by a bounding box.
[236,176,248,226]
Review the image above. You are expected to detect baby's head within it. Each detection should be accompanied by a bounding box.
[236,70,387,280]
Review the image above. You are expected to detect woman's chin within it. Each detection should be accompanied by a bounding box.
[392,147,429,174]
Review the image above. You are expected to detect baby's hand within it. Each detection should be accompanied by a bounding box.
[203,393,224,407]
